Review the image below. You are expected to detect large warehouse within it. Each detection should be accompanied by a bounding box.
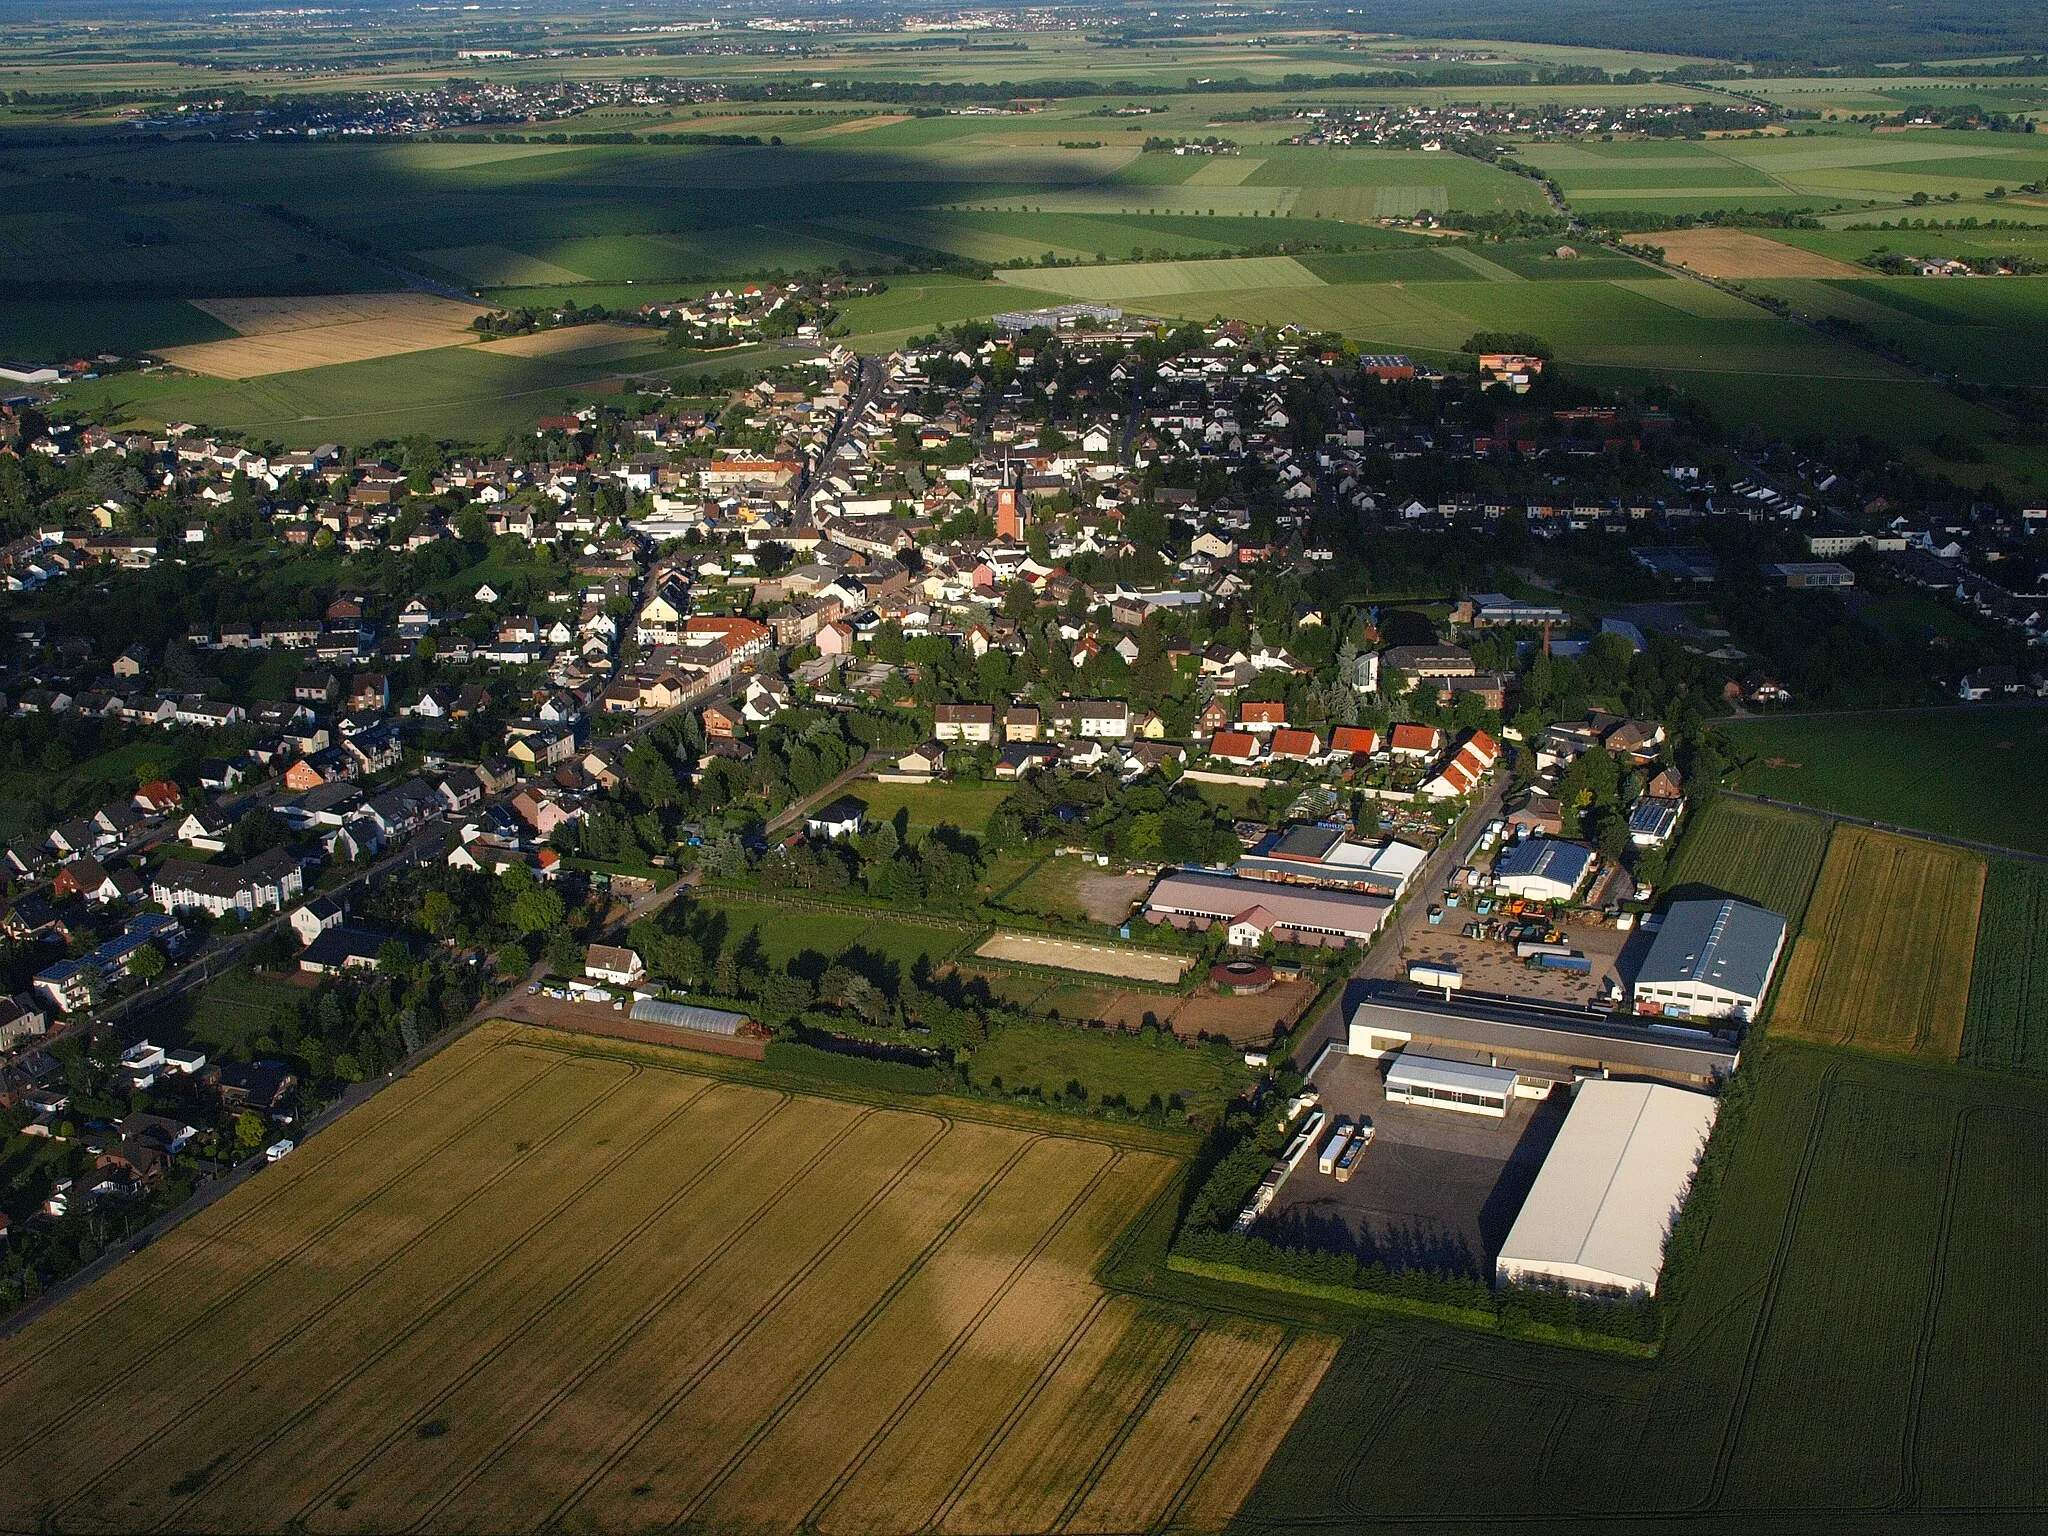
[1495,1078,1719,1298]
[1235,825,1428,899]
[1349,985,1738,1089]
[1492,838,1597,902]
[1632,897,1788,1023]
[1143,870,1392,948]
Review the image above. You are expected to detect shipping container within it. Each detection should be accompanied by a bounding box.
[1408,961,1464,990]
[1516,940,1574,959]
[1318,1126,1352,1175]
[1531,951,1593,973]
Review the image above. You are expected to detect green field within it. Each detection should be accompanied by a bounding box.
[1724,706,2048,856]
[687,892,976,975]
[851,778,1015,838]
[1522,129,2048,217]
[54,334,691,445]
[1235,1042,2048,1531]
[0,299,233,360]
[963,1018,1254,1116]
[1753,275,2048,390]
[0,1021,1340,1535]
[1961,859,2048,1078]
[1661,796,1832,932]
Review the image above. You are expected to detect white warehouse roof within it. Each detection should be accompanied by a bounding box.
[1386,1053,1519,1098]
[1495,1078,1718,1297]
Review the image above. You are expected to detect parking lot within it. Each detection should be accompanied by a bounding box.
[1259,1050,1567,1278]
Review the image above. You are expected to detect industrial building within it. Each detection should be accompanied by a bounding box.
[1494,1078,1719,1297]
[1143,870,1392,948]
[1349,985,1738,1091]
[992,302,1124,332]
[1632,898,1788,1023]
[1762,561,1856,590]
[1383,1054,1519,1118]
[1234,825,1429,899]
[1492,838,1597,902]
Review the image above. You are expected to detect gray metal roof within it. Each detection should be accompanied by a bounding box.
[1637,898,1787,1001]
[1494,837,1595,888]
[629,999,748,1036]
[1353,985,1737,1080]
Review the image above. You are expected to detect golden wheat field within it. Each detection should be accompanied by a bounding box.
[1770,826,1985,1058]
[163,293,488,378]
[0,1022,1332,1535]
[1652,228,1866,279]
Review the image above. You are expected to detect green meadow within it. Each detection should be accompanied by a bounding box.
[1521,128,2048,217]
[1748,275,2048,391]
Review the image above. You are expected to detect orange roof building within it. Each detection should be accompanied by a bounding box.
[1207,730,1263,764]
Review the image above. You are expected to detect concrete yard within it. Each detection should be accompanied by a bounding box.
[1259,1050,1567,1277]
[1399,914,1637,1008]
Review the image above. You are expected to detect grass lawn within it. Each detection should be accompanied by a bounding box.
[1239,1042,2048,1528]
[855,778,1014,838]
[1723,706,2048,855]
[134,965,309,1060]
[992,856,1094,922]
[690,893,976,976]
[964,1019,1252,1116]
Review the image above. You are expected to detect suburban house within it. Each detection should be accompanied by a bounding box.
[585,945,645,986]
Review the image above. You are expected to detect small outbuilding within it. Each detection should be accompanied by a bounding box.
[1492,838,1596,903]
[1383,1053,1518,1118]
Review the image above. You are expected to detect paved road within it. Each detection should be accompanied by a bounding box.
[795,355,883,528]
[1290,774,1508,1075]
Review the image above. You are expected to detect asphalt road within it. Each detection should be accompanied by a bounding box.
[1291,773,1508,1074]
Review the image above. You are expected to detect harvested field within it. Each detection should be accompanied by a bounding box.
[1770,826,1984,1058]
[0,1022,1322,1536]
[811,113,912,136]
[473,322,659,358]
[164,293,488,379]
[976,931,1193,984]
[1654,228,1865,278]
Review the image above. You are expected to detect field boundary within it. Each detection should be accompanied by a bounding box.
[1721,790,2048,868]
[1163,1257,1658,1359]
